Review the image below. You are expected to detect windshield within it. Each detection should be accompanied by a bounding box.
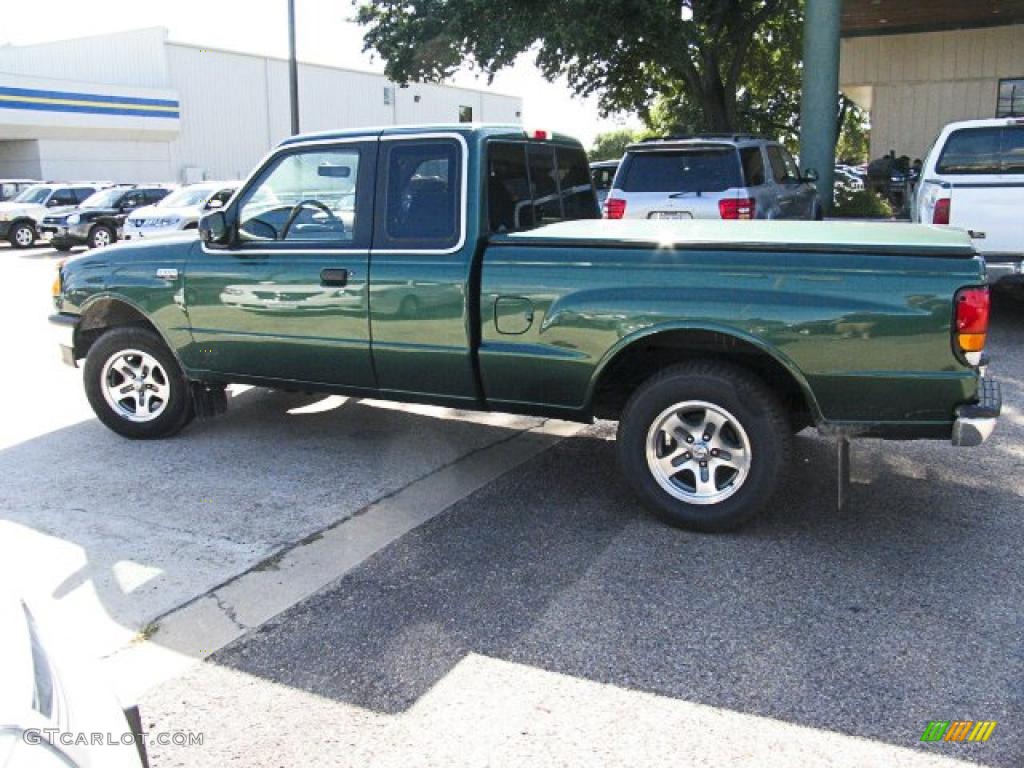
[81,188,128,208]
[12,185,52,204]
[159,186,220,208]
[621,149,742,193]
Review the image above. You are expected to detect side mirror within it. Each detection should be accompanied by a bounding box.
[206,198,224,210]
[803,168,819,183]
[199,210,230,245]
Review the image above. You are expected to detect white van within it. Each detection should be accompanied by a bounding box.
[913,117,1024,283]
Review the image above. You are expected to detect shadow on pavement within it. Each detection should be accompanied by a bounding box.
[210,292,1024,768]
[0,387,535,653]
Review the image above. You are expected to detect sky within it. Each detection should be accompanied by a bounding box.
[0,0,641,147]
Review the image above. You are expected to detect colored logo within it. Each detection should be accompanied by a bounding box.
[921,720,997,743]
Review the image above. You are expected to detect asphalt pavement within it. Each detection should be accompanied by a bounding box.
[139,293,1024,766]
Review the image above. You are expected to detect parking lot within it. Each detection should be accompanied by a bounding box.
[2,242,1022,767]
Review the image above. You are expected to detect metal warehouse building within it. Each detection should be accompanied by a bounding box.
[0,27,522,183]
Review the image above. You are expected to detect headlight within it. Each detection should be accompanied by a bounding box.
[67,213,80,225]
[158,217,180,227]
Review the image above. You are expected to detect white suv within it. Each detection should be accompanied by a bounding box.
[0,184,99,248]
[604,135,821,221]
[913,117,1024,283]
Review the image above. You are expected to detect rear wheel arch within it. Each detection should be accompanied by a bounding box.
[589,325,821,428]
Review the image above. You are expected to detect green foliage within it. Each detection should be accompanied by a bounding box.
[831,187,893,219]
[590,128,647,161]
[355,0,798,133]
[836,98,870,164]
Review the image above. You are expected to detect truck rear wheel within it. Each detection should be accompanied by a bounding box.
[83,327,194,439]
[616,361,790,532]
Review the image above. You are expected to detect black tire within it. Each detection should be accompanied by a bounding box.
[8,221,36,249]
[616,361,791,532]
[88,225,115,249]
[83,327,194,439]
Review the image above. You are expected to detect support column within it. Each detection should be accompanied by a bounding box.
[799,0,842,214]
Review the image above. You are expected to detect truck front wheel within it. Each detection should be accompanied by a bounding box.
[83,327,194,439]
[617,361,790,532]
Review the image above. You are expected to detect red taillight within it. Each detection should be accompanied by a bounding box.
[933,198,951,225]
[955,286,989,363]
[531,130,549,140]
[719,198,756,220]
[605,198,626,219]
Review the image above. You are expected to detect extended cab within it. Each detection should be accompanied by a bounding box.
[50,125,1000,531]
[913,117,1024,283]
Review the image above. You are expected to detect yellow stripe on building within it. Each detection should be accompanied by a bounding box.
[0,93,178,113]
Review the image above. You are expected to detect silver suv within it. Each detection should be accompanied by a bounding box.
[604,134,821,221]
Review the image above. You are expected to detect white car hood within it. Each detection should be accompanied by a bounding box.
[0,202,43,218]
[132,205,203,221]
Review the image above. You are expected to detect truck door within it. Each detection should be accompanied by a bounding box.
[368,134,481,404]
[185,140,377,389]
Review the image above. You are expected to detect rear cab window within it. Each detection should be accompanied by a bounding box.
[617,147,742,193]
[937,126,1024,175]
[487,139,598,234]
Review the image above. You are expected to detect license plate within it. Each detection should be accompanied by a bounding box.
[58,227,68,235]
[649,211,692,220]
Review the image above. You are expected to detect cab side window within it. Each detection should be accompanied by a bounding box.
[237,148,362,244]
[379,140,461,250]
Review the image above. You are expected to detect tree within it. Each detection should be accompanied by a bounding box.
[590,128,646,161]
[356,0,798,133]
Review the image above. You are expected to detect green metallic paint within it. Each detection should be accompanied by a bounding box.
[54,126,988,442]
[479,241,983,428]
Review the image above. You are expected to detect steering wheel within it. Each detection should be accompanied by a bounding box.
[280,199,342,240]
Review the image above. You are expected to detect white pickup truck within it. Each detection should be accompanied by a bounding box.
[913,117,1024,284]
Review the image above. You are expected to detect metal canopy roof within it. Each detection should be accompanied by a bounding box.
[841,0,1024,37]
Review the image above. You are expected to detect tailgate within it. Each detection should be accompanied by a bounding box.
[949,182,1024,259]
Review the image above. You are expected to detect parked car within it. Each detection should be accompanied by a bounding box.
[913,117,1024,284]
[0,180,39,203]
[834,167,865,191]
[0,591,146,767]
[122,181,240,241]
[604,134,821,221]
[39,185,174,251]
[0,184,100,248]
[589,159,619,207]
[50,124,999,532]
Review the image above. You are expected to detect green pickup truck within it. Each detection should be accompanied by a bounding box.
[50,125,1001,531]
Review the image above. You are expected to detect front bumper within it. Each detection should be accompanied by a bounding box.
[952,377,1001,447]
[49,312,79,367]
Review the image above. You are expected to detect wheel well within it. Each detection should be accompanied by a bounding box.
[10,217,36,231]
[183,222,198,230]
[591,330,815,425]
[75,298,161,359]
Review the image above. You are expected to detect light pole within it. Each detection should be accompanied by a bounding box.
[288,0,300,135]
